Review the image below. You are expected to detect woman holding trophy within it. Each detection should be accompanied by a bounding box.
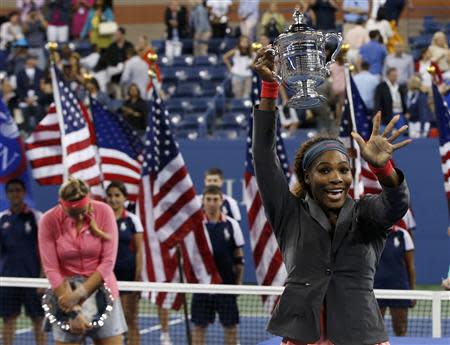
[38,178,127,344]
[251,41,411,345]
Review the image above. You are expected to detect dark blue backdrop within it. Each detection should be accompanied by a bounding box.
[27,135,449,284]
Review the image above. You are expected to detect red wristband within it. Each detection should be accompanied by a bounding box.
[369,160,394,177]
[260,80,279,99]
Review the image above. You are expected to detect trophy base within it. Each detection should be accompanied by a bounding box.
[287,93,327,109]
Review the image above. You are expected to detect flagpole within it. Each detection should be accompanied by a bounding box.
[47,42,69,182]
[343,49,362,200]
[176,244,192,345]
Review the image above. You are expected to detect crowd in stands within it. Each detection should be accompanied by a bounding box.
[0,0,449,140]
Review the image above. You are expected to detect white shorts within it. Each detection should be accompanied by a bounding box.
[51,298,127,342]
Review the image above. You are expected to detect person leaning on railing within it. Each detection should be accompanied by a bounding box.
[251,45,411,345]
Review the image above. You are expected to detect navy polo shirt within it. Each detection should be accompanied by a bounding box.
[115,210,143,271]
[204,214,245,284]
[0,207,42,278]
[374,228,414,290]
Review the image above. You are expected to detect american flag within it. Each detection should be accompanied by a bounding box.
[25,65,103,197]
[342,74,416,231]
[90,99,143,202]
[138,89,220,308]
[243,74,287,310]
[432,83,450,203]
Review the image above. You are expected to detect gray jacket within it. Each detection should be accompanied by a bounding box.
[252,108,410,345]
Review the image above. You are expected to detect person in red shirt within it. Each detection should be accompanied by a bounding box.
[38,178,127,344]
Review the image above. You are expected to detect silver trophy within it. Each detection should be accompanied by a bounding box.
[271,10,343,109]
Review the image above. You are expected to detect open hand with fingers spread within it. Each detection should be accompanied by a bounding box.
[351,112,412,168]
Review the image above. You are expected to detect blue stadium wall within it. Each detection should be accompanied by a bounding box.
[30,135,449,285]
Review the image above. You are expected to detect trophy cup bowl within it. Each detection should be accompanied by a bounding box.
[271,10,343,109]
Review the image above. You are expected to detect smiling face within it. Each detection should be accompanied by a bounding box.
[304,150,352,213]
[106,186,126,212]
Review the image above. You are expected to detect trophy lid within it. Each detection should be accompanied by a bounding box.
[287,10,311,33]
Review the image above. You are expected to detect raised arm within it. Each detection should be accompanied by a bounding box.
[352,112,411,229]
[252,47,296,237]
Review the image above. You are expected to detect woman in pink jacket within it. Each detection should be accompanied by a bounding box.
[38,178,127,345]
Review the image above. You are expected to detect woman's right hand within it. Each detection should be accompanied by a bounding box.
[253,46,277,82]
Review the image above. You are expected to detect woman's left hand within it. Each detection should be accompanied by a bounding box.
[351,112,412,168]
[58,291,81,313]
[87,204,111,240]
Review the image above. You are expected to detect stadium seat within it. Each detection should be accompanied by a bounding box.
[174,82,203,97]
[214,123,245,139]
[151,40,165,54]
[172,55,194,67]
[194,55,218,66]
[228,98,253,112]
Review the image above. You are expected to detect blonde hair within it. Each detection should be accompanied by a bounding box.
[432,31,449,49]
[59,178,90,201]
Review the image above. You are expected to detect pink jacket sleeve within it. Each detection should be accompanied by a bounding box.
[96,203,119,280]
[38,210,65,289]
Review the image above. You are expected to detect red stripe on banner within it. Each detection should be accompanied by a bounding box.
[248,192,262,228]
[84,175,103,187]
[29,155,62,168]
[159,209,204,249]
[155,187,196,230]
[262,250,283,286]
[100,156,141,175]
[68,157,98,175]
[36,123,60,131]
[252,222,273,267]
[180,241,198,284]
[139,194,156,282]
[66,138,92,154]
[103,173,140,185]
[193,221,222,283]
[441,149,450,163]
[153,167,187,205]
[244,171,252,185]
[25,138,61,150]
[36,175,63,185]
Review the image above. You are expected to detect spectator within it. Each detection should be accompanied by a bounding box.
[365,6,393,45]
[16,0,45,22]
[203,168,242,222]
[308,78,338,135]
[383,42,414,88]
[374,225,416,336]
[38,178,127,344]
[190,0,212,57]
[344,18,369,64]
[353,61,380,115]
[6,41,29,75]
[342,0,369,37]
[223,35,253,99]
[260,3,286,42]
[406,76,433,138]
[428,31,450,79]
[295,0,315,28]
[80,43,100,71]
[65,52,85,88]
[1,77,19,119]
[329,52,346,126]
[192,185,245,345]
[415,47,443,90]
[374,67,408,129]
[0,178,46,345]
[206,0,232,38]
[71,0,95,39]
[238,0,260,41]
[16,54,44,134]
[80,0,115,51]
[106,181,144,345]
[310,0,338,31]
[164,0,188,59]
[359,30,387,76]
[0,11,24,50]
[136,35,161,93]
[84,76,118,111]
[44,0,71,43]
[383,0,413,24]
[121,83,148,136]
[22,5,47,70]
[120,47,149,100]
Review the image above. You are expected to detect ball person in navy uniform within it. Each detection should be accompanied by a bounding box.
[191,185,245,345]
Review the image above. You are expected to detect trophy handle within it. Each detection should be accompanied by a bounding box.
[267,47,283,85]
[323,33,343,72]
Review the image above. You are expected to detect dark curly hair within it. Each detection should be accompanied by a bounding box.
[292,135,349,198]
